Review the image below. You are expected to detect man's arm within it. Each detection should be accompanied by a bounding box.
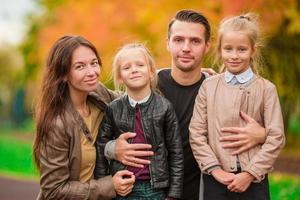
[104,132,154,168]
[219,111,267,155]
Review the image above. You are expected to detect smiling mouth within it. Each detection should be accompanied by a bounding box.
[85,78,97,84]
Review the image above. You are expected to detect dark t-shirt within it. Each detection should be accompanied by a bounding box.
[158,68,206,200]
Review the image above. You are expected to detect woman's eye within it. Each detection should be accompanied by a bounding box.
[91,61,99,66]
[75,65,84,69]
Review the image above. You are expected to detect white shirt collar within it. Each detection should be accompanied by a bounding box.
[224,67,254,84]
[128,93,151,107]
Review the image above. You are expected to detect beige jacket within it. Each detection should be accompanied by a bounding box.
[189,74,285,182]
[37,83,119,200]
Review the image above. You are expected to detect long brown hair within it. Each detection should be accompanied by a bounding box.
[33,35,101,169]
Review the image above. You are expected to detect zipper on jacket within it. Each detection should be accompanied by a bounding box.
[139,107,154,186]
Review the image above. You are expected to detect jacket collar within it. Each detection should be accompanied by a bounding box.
[65,94,105,143]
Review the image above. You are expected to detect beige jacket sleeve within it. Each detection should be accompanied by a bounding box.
[243,82,285,181]
[189,82,221,173]
[39,119,116,200]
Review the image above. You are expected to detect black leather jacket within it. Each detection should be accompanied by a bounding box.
[95,92,183,198]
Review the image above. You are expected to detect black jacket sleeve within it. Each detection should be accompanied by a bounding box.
[95,106,115,179]
[164,102,184,198]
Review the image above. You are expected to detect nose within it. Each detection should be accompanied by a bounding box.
[131,65,138,73]
[231,50,238,59]
[86,65,98,76]
[182,41,191,52]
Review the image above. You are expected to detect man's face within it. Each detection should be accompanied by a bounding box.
[167,20,210,72]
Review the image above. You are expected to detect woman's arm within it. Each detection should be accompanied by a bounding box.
[39,119,115,200]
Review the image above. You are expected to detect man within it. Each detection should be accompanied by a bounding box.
[104,10,266,200]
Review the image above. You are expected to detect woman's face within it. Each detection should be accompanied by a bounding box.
[66,45,100,95]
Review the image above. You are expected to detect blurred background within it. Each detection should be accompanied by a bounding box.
[0,0,299,199]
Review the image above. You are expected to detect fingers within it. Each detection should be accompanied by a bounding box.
[115,170,134,177]
[231,144,251,155]
[131,143,153,151]
[222,140,245,148]
[220,127,242,134]
[119,132,136,140]
[220,135,243,142]
[239,111,254,123]
[118,184,134,196]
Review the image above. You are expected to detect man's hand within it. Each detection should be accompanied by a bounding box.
[112,170,135,196]
[201,68,217,76]
[227,172,254,193]
[115,132,154,168]
[211,168,235,185]
[220,111,266,155]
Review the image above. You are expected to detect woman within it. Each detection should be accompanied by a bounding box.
[33,35,135,200]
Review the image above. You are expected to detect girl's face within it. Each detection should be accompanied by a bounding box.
[220,31,255,75]
[66,45,100,95]
[118,48,153,91]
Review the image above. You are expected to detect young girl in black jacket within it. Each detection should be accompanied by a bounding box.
[95,43,183,200]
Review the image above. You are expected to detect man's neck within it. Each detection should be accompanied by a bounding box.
[171,66,202,86]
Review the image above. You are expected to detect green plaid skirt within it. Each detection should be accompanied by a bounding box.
[115,181,166,200]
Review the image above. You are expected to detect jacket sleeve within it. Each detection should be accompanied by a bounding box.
[164,102,184,199]
[189,83,221,173]
[243,82,285,182]
[95,106,115,179]
[39,119,116,200]
[90,82,122,104]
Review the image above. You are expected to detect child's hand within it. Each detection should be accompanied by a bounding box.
[211,168,235,185]
[227,172,254,193]
[112,170,135,196]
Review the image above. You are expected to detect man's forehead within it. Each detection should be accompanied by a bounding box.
[170,21,205,38]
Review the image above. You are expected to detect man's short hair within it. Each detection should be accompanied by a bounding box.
[168,9,211,42]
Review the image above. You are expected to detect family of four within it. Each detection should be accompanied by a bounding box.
[33,9,285,200]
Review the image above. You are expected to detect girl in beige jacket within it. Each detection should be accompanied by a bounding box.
[189,13,285,200]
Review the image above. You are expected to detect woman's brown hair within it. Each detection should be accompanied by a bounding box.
[33,35,101,169]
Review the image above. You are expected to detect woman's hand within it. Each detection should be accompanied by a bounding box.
[112,170,135,196]
[115,132,154,168]
[220,111,266,155]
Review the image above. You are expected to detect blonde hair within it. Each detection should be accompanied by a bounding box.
[112,43,157,91]
[215,13,264,74]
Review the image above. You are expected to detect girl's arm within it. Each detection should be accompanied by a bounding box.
[39,119,115,200]
[243,82,285,182]
[164,102,184,199]
[189,82,221,173]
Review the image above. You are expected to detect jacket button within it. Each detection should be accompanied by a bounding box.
[230,166,235,170]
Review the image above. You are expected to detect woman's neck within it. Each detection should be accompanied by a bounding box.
[69,89,89,117]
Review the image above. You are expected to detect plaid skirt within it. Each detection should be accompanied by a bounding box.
[115,181,166,200]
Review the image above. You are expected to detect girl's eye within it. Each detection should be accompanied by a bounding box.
[223,47,232,51]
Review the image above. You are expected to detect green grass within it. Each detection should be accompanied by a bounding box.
[0,133,38,179]
[270,173,300,200]
[0,118,38,179]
